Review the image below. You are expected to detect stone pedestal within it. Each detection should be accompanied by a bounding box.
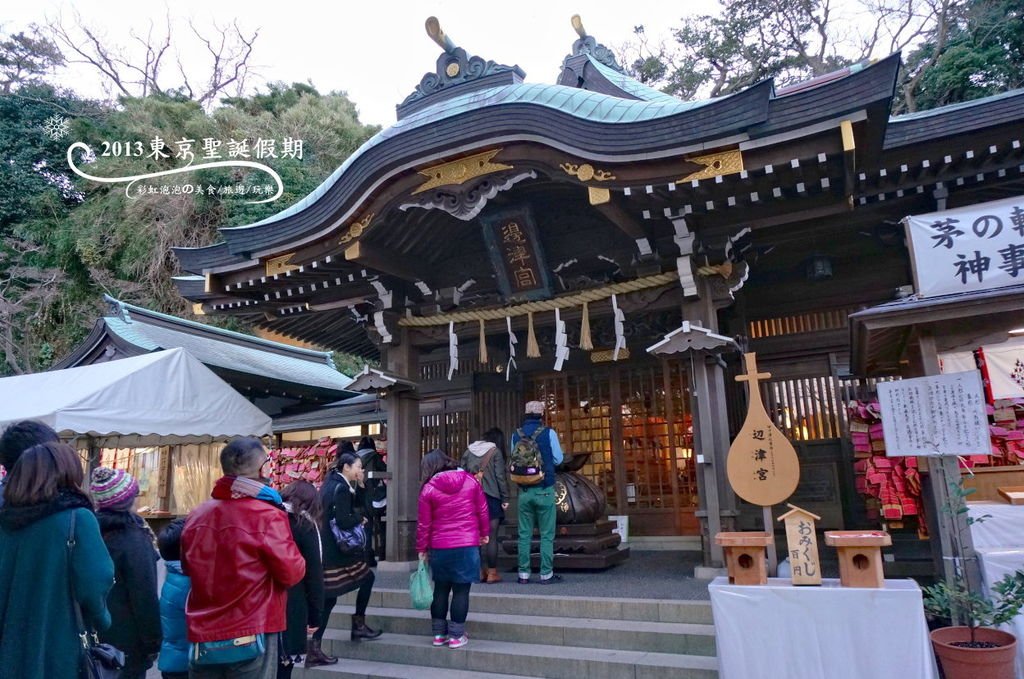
[825,530,892,588]
[498,518,629,570]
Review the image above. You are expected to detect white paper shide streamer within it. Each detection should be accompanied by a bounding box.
[447,321,458,381]
[554,308,569,371]
[506,316,518,381]
[612,294,626,360]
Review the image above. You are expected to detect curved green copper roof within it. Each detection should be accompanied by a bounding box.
[583,56,686,106]
[225,80,719,233]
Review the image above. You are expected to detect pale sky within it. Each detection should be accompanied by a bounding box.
[5,0,712,127]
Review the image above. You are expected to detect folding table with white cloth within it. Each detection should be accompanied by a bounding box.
[709,576,938,679]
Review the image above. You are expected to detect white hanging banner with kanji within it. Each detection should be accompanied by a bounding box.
[904,194,1024,298]
[979,339,1024,400]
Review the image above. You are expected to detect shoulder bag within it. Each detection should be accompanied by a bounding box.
[329,484,367,555]
[67,511,125,679]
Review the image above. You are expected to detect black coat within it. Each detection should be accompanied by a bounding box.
[319,471,369,570]
[96,510,161,660]
[356,447,387,511]
[282,512,324,656]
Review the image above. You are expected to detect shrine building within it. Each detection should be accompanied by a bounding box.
[173,17,1024,568]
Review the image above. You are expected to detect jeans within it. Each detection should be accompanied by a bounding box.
[189,633,277,679]
[517,485,556,577]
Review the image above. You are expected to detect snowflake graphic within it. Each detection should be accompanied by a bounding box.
[42,114,71,141]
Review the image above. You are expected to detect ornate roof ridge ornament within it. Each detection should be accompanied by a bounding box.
[559,161,616,183]
[398,17,526,119]
[564,14,624,73]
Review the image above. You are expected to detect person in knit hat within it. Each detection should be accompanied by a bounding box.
[90,467,161,679]
[91,467,140,510]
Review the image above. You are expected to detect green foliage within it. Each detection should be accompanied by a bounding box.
[921,479,1024,642]
[0,71,377,375]
[0,26,63,93]
[625,0,1021,113]
[332,351,376,378]
[924,571,1024,641]
[898,0,1024,113]
[626,0,857,99]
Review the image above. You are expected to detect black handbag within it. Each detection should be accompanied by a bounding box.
[67,511,126,679]
[330,484,368,555]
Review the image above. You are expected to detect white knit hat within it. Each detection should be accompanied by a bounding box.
[525,400,545,415]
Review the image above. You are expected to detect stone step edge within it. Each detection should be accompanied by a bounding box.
[301,658,535,679]
[351,586,713,609]
[321,630,720,671]
[332,604,716,637]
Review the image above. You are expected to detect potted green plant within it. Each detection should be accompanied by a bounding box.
[922,481,1024,679]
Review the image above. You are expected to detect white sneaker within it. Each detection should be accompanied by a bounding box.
[448,634,468,649]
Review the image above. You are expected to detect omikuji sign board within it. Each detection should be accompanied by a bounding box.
[877,370,989,457]
[905,195,1024,297]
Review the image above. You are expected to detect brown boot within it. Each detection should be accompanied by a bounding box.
[305,638,338,667]
[485,568,503,584]
[351,614,383,641]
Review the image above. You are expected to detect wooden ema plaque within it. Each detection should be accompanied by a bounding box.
[715,532,774,585]
[824,530,892,588]
[777,504,822,586]
[727,353,800,506]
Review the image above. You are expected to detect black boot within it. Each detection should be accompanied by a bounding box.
[351,614,383,641]
[305,638,338,667]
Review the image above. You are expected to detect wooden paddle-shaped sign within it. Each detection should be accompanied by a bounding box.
[727,352,800,506]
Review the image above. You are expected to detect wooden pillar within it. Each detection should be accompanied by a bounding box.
[918,330,981,598]
[384,330,422,562]
[690,354,725,567]
[684,281,738,569]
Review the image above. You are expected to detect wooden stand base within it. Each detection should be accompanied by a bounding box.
[824,530,892,588]
[715,532,773,585]
[499,519,629,570]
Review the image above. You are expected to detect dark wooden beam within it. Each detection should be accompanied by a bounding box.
[590,194,648,241]
[344,241,433,285]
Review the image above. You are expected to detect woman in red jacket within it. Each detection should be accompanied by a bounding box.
[416,449,489,649]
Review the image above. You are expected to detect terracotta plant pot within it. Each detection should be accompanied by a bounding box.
[930,626,1017,679]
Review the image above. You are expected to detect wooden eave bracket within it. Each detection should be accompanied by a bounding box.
[841,120,856,208]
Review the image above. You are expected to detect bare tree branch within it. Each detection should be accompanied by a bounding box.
[46,11,258,108]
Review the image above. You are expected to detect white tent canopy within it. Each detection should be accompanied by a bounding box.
[0,347,271,446]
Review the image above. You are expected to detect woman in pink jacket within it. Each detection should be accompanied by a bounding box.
[416,449,489,649]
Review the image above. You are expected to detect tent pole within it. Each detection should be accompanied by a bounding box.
[86,436,101,472]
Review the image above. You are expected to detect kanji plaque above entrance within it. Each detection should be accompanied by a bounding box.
[479,206,553,301]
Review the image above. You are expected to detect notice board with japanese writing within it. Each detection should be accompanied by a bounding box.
[905,194,1024,297]
[877,370,989,456]
[479,206,553,302]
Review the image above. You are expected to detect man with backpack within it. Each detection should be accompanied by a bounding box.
[510,400,564,584]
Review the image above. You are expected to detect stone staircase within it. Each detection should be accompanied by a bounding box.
[296,586,718,679]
